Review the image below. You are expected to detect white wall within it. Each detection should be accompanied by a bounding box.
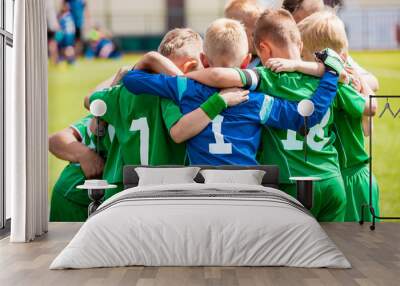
[88,0,166,35]
[340,7,400,50]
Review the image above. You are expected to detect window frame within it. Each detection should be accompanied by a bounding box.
[0,0,14,235]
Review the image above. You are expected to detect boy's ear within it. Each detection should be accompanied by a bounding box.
[240,53,252,69]
[259,41,272,60]
[182,60,199,74]
[200,52,210,68]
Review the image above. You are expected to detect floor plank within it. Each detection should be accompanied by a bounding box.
[0,222,399,286]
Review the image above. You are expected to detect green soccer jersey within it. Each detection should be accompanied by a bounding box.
[70,115,115,154]
[333,92,368,169]
[254,68,364,183]
[67,115,119,185]
[89,84,186,168]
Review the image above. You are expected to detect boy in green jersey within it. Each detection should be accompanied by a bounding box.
[186,9,376,221]
[49,115,122,221]
[296,11,379,222]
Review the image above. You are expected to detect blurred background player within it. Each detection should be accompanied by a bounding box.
[224,0,263,68]
[56,1,76,64]
[46,0,61,65]
[66,0,87,56]
[85,26,122,59]
[297,10,379,222]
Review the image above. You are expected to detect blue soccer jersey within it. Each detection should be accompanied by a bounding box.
[58,12,76,47]
[123,70,339,165]
[67,0,86,29]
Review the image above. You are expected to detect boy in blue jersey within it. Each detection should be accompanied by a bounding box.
[85,27,122,59]
[123,18,344,166]
[66,0,86,54]
[56,1,76,64]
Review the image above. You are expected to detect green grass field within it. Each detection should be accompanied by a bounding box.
[48,51,400,217]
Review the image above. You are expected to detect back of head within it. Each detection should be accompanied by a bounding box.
[224,0,262,25]
[224,0,262,54]
[282,0,324,22]
[204,18,249,68]
[298,10,348,60]
[158,28,203,64]
[254,9,302,51]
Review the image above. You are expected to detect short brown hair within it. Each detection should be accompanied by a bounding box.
[254,9,302,49]
[298,10,348,56]
[158,28,203,60]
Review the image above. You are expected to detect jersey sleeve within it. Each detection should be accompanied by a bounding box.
[89,84,123,125]
[70,115,92,143]
[335,83,366,118]
[160,98,183,132]
[259,70,339,131]
[236,67,280,93]
[122,70,181,103]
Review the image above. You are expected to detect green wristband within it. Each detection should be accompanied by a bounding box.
[200,92,228,120]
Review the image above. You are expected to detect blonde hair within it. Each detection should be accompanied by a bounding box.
[203,18,249,67]
[254,9,302,49]
[298,10,348,58]
[224,0,262,54]
[158,28,203,60]
[224,0,262,24]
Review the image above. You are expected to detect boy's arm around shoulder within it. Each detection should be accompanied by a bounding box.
[262,68,340,132]
[122,70,180,103]
[134,51,183,76]
[186,68,244,88]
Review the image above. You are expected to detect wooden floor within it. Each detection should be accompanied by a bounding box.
[0,223,399,286]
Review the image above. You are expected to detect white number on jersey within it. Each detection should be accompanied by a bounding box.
[209,115,232,154]
[130,117,149,165]
[281,109,330,151]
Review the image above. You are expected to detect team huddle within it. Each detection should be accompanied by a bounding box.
[49,0,380,223]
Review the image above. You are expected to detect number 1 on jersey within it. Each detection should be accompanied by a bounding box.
[130,118,149,165]
[209,115,232,154]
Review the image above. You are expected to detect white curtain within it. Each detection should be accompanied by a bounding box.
[8,0,48,242]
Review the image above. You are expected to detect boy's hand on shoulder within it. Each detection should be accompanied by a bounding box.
[220,88,249,107]
[265,58,301,73]
[111,65,133,86]
[345,65,362,92]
